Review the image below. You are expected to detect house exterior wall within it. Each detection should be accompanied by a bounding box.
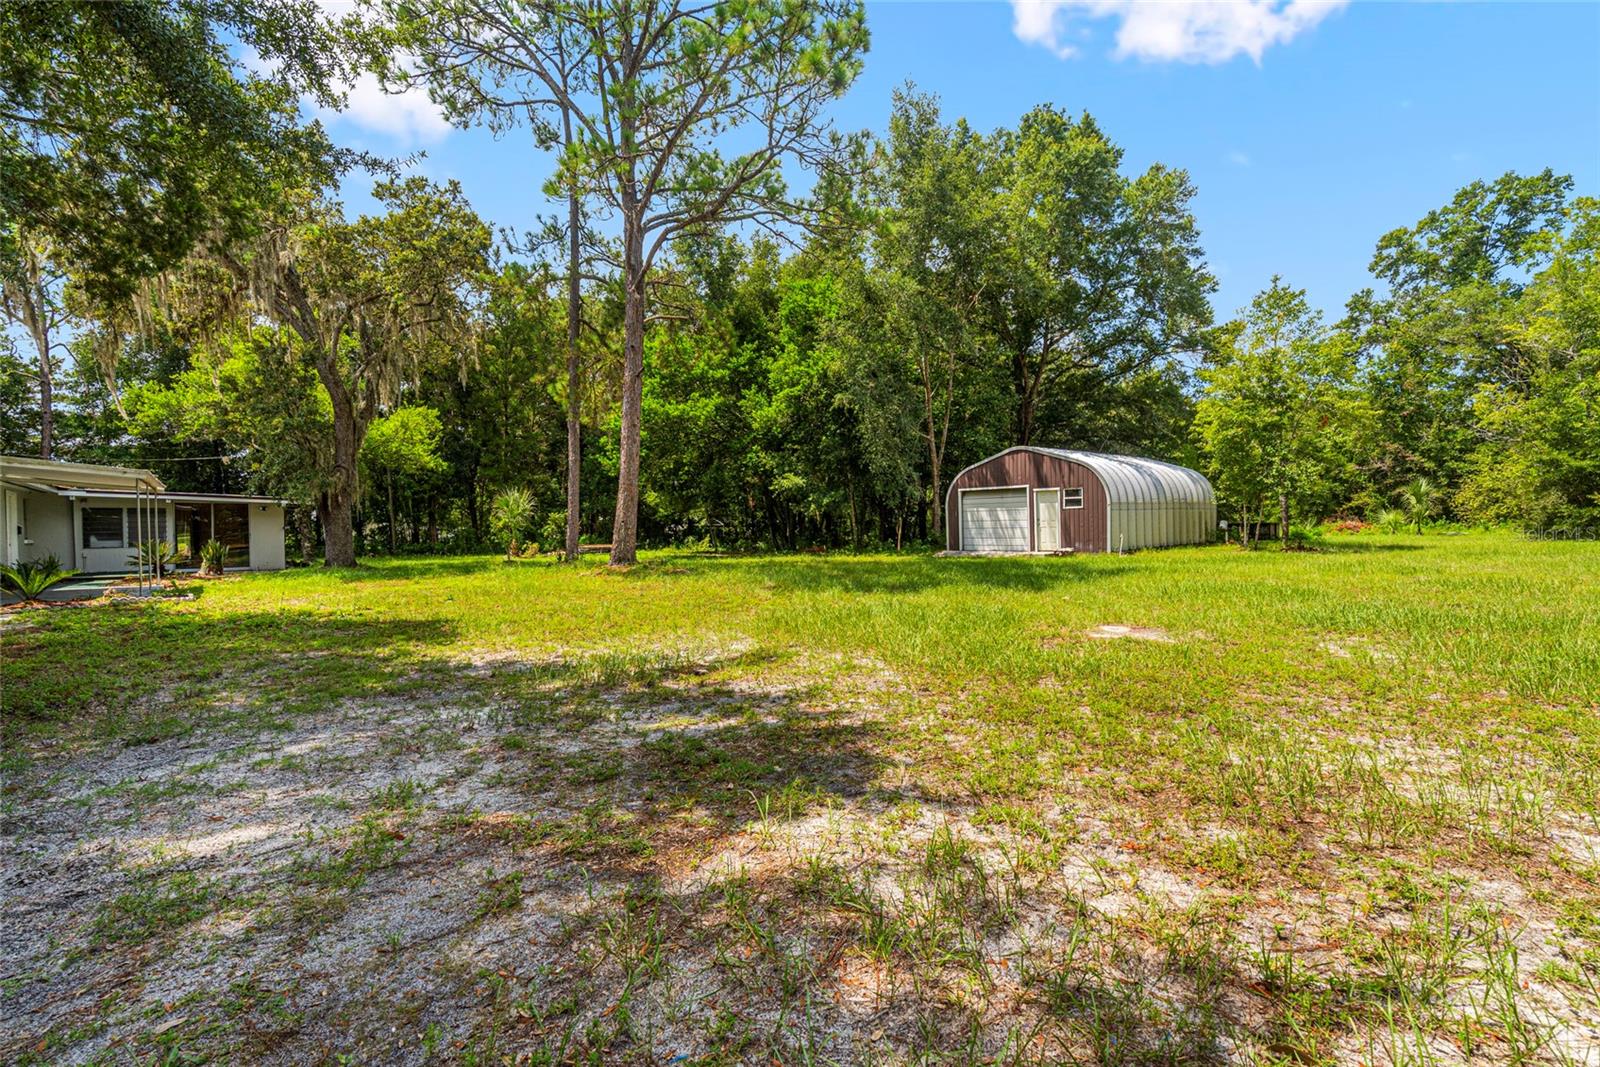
[247,504,287,570]
[75,497,176,573]
[0,487,76,566]
[946,452,1109,553]
[26,492,74,565]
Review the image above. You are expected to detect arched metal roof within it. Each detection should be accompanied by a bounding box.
[1025,448,1214,508]
[943,446,1216,552]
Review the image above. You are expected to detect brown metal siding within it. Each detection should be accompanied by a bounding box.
[947,450,1109,552]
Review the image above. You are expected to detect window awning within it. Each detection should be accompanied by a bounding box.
[0,455,167,494]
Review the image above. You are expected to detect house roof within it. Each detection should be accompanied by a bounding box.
[0,455,166,494]
[65,490,289,505]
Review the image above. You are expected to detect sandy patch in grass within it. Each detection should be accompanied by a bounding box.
[1085,623,1175,642]
[4,643,1597,1065]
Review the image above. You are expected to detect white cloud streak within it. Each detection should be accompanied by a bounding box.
[1011,0,1348,65]
[315,72,452,147]
[240,41,451,147]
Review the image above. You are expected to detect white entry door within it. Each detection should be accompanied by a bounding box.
[960,488,1029,553]
[1034,489,1061,551]
[4,490,19,565]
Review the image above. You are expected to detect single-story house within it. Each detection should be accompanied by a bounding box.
[1,455,287,573]
[945,447,1217,554]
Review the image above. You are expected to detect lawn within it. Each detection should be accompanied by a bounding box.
[2,532,1597,1064]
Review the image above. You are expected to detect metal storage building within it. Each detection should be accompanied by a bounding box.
[944,447,1216,554]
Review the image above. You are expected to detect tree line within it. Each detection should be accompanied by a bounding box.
[3,2,1595,565]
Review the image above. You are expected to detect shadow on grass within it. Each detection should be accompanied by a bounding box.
[1,604,462,733]
[0,631,897,1062]
[1319,540,1428,554]
[3,610,1385,1065]
[624,552,1132,594]
[298,556,508,582]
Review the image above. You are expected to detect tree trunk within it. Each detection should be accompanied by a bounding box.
[1009,347,1034,446]
[846,476,858,550]
[317,361,361,568]
[1279,491,1289,547]
[37,338,53,460]
[12,243,58,460]
[610,212,646,567]
[563,108,583,564]
[292,504,317,564]
[386,472,398,553]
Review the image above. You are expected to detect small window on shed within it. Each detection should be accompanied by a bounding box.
[82,507,125,548]
[1063,487,1084,509]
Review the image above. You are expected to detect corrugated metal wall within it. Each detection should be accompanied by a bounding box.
[946,451,1109,552]
[945,447,1216,553]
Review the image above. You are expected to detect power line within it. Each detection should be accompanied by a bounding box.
[108,454,238,462]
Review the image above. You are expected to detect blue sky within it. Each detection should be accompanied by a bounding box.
[321,0,1600,322]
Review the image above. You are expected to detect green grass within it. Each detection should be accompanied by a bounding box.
[5,530,1598,1062]
[7,531,1597,869]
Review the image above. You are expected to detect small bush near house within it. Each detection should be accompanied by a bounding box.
[0,556,80,603]
[129,539,182,579]
[198,539,229,576]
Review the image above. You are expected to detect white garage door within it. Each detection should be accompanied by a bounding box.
[960,488,1029,552]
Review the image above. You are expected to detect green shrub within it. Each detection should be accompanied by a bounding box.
[489,488,536,561]
[128,539,181,579]
[1396,476,1442,533]
[1373,508,1408,534]
[1282,525,1327,551]
[198,539,229,576]
[539,510,567,552]
[1,555,80,602]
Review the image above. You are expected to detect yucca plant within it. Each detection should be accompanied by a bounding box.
[128,539,182,580]
[198,539,229,576]
[0,555,80,603]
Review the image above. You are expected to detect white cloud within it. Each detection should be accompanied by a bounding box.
[237,40,451,147]
[1227,150,1252,166]
[1011,0,1347,65]
[316,72,451,147]
[1012,0,1080,58]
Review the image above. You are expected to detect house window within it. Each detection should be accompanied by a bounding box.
[124,507,168,545]
[82,507,125,548]
[1063,487,1084,509]
[212,503,251,566]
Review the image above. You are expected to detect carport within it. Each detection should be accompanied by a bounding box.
[1,456,168,593]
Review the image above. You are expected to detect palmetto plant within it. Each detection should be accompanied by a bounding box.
[0,555,80,603]
[1396,477,1441,534]
[489,487,536,561]
[1373,507,1408,534]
